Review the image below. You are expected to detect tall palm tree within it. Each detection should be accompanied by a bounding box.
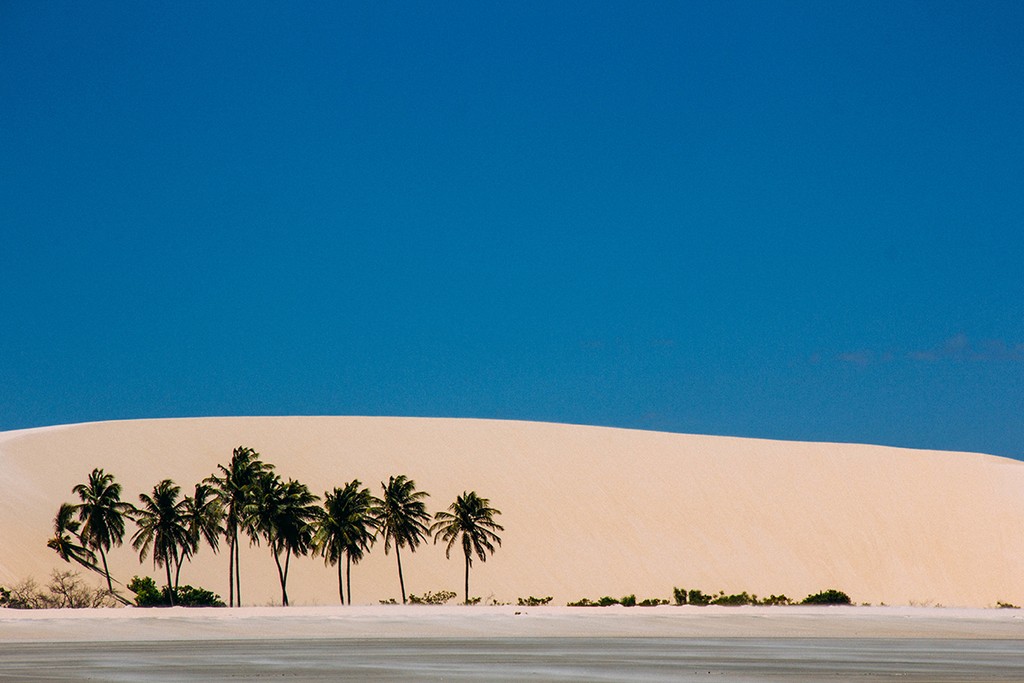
[248,473,321,606]
[430,491,503,604]
[205,446,274,606]
[178,482,224,588]
[47,502,99,574]
[313,480,378,604]
[131,479,191,606]
[73,468,133,593]
[373,475,430,604]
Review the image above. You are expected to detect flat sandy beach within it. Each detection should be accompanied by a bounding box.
[1,606,1023,681]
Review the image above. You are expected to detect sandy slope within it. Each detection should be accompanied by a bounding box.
[1,417,1022,607]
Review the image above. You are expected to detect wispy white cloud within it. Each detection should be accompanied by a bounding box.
[838,350,873,367]
[908,334,1024,363]
[833,334,1024,367]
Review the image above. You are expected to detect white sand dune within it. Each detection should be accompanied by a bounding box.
[1,417,1022,608]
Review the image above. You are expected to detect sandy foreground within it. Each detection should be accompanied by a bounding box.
[2,606,1024,682]
[3,417,1024,607]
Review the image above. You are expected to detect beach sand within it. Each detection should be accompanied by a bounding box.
[1,606,1023,681]
[2,417,1023,607]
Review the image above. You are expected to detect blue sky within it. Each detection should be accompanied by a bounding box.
[2,2,1022,458]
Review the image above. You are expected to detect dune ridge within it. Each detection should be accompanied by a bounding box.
[1,416,1022,607]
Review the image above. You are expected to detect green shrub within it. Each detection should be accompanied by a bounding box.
[379,598,398,605]
[127,576,225,607]
[711,591,754,606]
[466,597,482,605]
[128,576,163,606]
[408,590,457,605]
[801,589,851,605]
[517,596,553,606]
[620,594,636,607]
[638,598,668,607]
[761,594,792,606]
[567,598,598,607]
[688,589,713,606]
[597,596,620,606]
[673,587,687,605]
[997,601,1020,609]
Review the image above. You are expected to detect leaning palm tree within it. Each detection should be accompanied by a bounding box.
[205,446,274,606]
[373,475,430,604]
[247,473,321,606]
[430,491,503,604]
[47,502,99,574]
[131,479,192,606]
[178,482,224,588]
[313,480,378,604]
[73,468,134,593]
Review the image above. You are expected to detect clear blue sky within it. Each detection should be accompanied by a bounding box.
[2,2,1022,458]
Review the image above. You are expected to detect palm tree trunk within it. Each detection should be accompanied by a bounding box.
[396,544,406,604]
[99,546,113,593]
[283,548,292,607]
[165,549,175,607]
[342,557,350,606]
[464,551,470,605]
[174,553,183,591]
[346,554,352,605]
[273,548,288,607]
[234,532,242,606]
[227,532,235,607]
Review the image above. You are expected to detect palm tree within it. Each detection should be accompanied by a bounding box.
[248,473,321,606]
[47,502,99,573]
[131,479,191,606]
[205,446,274,606]
[178,482,224,588]
[73,468,133,593]
[430,491,503,604]
[313,480,378,604]
[373,475,430,604]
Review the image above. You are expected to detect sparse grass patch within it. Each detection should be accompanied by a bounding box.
[408,590,457,605]
[518,596,553,606]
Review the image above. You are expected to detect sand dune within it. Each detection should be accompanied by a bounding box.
[1,417,1022,607]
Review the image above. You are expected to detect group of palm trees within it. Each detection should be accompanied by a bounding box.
[47,446,503,607]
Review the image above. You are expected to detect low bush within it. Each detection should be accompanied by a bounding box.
[996,601,1020,609]
[801,589,851,605]
[673,587,687,605]
[127,576,225,607]
[408,590,457,605]
[638,598,668,607]
[760,594,792,606]
[711,591,754,606]
[620,594,636,607]
[688,589,713,606]
[518,596,553,606]
[567,598,600,607]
